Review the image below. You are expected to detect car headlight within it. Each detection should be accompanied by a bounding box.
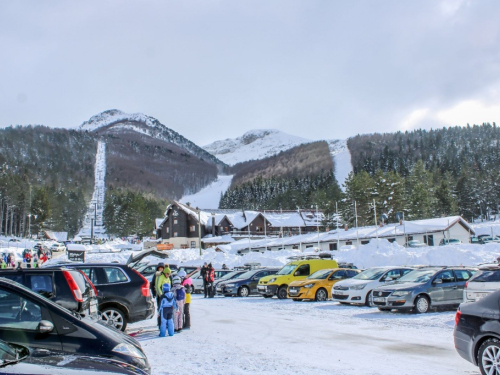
[303,283,315,288]
[268,278,276,283]
[392,291,411,296]
[351,284,366,290]
[112,343,146,359]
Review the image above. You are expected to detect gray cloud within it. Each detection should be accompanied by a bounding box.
[1,0,499,144]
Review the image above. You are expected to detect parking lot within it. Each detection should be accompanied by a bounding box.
[130,295,478,375]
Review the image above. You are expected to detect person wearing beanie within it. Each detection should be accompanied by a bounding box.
[170,275,185,333]
[179,270,192,330]
[150,262,165,302]
[159,283,177,337]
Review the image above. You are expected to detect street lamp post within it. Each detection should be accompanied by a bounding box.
[316,204,320,250]
[90,218,94,243]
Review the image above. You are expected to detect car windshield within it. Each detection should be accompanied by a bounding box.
[307,269,333,280]
[0,341,19,366]
[398,269,437,283]
[276,265,297,276]
[219,271,243,281]
[471,270,500,282]
[353,268,387,281]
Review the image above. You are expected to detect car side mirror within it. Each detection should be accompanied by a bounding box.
[433,279,443,284]
[294,272,299,276]
[37,320,54,334]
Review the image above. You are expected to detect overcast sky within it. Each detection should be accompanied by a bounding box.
[1,0,499,145]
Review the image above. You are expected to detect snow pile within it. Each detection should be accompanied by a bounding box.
[180,175,233,208]
[204,129,312,166]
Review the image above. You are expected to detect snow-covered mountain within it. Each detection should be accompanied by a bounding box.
[81,109,226,168]
[204,129,311,166]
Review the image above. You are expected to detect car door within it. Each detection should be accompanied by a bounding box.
[453,269,472,303]
[0,285,62,351]
[249,271,266,293]
[380,269,402,284]
[429,270,456,305]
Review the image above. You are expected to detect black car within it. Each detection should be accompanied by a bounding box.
[46,248,168,331]
[0,278,150,373]
[0,339,148,374]
[219,268,279,297]
[215,270,247,295]
[455,290,500,375]
[0,267,98,319]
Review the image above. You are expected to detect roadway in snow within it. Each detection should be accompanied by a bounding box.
[129,295,477,375]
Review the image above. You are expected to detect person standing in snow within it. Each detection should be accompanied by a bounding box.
[205,263,215,298]
[171,275,185,333]
[179,270,192,330]
[158,283,177,337]
[200,263,208,298]
[150,262,165,304]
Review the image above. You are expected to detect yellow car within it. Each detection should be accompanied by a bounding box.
[288,268,361,301]
[257,258,338,299]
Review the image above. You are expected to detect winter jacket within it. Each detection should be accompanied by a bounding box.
[155,268,172,297]
[205,267,215,283]
[182,278,193,304]
[159,283,177,337]
[200,266,207,280]
[151,272,160,298]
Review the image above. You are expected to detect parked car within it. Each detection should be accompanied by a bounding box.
[258,257,339,299]
[463,265,500,303]
[219,268,280,297]
[191,269,233,294]
[480,236,500,244]
[373,266,475,313]
[50,242,66,252]
[0,267,98,319]
[288,268,361,301]
[0,339,148,374]
[134,262,178,282]
[0,277,150,373]
[405,240,427,248]
[439,238,462,246]
[45,248,167,331]
[332,266,414,306]
[215,270,248,295]
[454,290,500,375]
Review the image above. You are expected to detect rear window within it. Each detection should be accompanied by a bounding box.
[27,275,53,297]
[471,270,500,282]
[103,268,128,283]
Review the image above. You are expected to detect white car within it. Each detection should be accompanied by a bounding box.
[191,269,234,293]
[332,266,414,306]
[50,243,66,252]
[463,266,495,303]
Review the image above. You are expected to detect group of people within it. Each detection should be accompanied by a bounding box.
[200,262,215,298]
[150,262,192,337]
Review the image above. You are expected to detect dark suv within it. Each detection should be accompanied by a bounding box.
[0,267,98,319]
[219,268,279,297]
[0,278,150,373]
[373,267,476,313]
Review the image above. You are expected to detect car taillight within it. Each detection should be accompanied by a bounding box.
[63,270,83,302]
[464,281,469,289]
[131,269,151,297]
[78,270,98,297]
[455,310,462,325]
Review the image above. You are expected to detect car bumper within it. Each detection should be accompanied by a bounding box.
[372,296,414,310]
[220,286,238,296]
[332,290,366,303]
[128,299,155,323]
[257,284,278,296]
[288,286,317,299]
[453,327,475,365]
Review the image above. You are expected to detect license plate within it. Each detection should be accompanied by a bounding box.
[335,291,344,295]
[258,286,266,291]
[373,297,385,302]
[474,292,489,300]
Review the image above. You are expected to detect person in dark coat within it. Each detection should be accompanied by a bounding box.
[200,262,208,298]
[150,262,165,306]
[205,263,215,298]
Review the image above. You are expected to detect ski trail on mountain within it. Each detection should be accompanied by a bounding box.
[180,175,233,208]
[327,140,352,190]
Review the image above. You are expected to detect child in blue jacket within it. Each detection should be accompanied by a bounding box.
[159,283,178,337]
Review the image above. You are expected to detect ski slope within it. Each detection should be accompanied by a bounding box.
[327,139,352,190]
[180,175,233,209]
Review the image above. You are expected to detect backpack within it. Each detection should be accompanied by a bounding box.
[175,287,186,301]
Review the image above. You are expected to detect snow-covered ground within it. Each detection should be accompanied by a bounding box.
[180,175,234,208]
[328,139,353,189]
[130,295,476,375]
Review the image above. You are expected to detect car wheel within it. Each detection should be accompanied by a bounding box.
[100,307,127,331]
[365,291,374,307]
[315,288,328,302]
[277,286,288,299]
[479,338,500,375]
[413,295,430,314]
[238,286,249,297]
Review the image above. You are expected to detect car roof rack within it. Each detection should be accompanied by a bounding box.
[287,253,333,261]
[234,262,262,270]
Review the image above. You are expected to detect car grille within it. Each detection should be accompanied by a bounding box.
[333,294,349,300]
[288,287,301,295]
[334,286,349,291]
[261,281,268,284]
[373,291,392,298]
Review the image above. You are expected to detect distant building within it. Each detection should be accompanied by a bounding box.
[155,201,324,249]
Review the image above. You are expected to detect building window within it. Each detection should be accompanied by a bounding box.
[329,243,338,251]
[166,227,170,234]
[224,227,229,232]
[190,241,196,248]
[387,238,396,243]
[174,219,178,225]
[361,240,369,245]
[345,241,352,245]
[306,245,313,248]
[189,225,195,232]
[173,232,178,237]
